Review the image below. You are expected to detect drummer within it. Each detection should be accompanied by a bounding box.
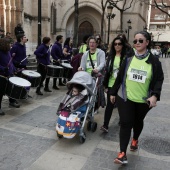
[10,33,28,76]
[63,37,73,63]
[34,37,52,95]
[51,35,65,89]
[0,38,20,115]
[62,37,73,83]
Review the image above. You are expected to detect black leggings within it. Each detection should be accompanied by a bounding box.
[0,93,16,109]
[103,88,116,127]
[117,95,151,153]
[37,63,50,91]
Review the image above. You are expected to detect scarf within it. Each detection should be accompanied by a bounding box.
[135,49,149,60]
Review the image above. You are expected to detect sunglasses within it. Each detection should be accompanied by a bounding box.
[133,39,144,44]
[114,43,122,46]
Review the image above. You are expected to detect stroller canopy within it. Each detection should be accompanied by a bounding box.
[67,71,95,95]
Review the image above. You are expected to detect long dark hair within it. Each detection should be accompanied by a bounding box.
[108,37,127,69]
[64,37,72,48]
[0,38,10,52]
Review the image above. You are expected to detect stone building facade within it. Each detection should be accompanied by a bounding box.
[0,0,149,54]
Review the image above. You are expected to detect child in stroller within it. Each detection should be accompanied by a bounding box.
[56,71,98,143]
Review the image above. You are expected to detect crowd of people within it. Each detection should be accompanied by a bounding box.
[0,25,164,166]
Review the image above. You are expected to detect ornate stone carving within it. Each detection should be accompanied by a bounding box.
[58,0,66,7]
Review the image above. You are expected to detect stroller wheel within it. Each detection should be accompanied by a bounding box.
[91,122,97,132]
[57,132,63,138]
[79,132,86,144]
[87,121,92,131]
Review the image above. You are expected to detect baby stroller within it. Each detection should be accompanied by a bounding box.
[56,71,99,143]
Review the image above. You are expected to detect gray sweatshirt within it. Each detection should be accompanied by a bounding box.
[80,48,105,72]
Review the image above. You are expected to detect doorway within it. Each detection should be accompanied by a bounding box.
[78,21,94,46]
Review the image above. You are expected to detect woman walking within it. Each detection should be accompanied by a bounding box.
[110,31,164,164]
[100,36,127,133]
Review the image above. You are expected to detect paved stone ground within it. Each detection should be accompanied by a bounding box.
[0,58,170,170]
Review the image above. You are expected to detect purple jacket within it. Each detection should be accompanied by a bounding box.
[34,43,50,65]
[51,42,63,61]
[10,42,27,67]
[0,51,16,77]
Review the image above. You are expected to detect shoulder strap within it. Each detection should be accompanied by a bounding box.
[89,52,95,69]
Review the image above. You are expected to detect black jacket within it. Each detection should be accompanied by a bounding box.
[103,47,134,88]
[110,51,164,101]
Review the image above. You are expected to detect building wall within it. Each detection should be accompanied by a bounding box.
[0,0,149,54]
[149,0,170,44]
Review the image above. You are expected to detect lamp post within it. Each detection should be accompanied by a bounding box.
[127,19,132,42]
[38,0,42,46]
[107,5,116,45]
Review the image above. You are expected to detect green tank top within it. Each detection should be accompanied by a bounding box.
[86,52,97,74]
[126,55,152,103]
[108,56,120,87]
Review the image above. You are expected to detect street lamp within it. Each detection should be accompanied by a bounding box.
[107,5,116,45]
[127,19,132,42]
[38,0,42,46]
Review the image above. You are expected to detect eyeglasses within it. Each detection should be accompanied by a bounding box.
[114,43,122,46]
[133,39,144,44]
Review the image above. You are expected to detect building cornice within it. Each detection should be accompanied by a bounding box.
[24,12,50,22]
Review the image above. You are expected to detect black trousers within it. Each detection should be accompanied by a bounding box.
[116,95,151,153]
[0,93,16,109]
[37,63,50,91]
[103,88,116,127]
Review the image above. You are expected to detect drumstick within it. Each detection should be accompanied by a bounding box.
[46,44,53,53]
[20,55,29,65]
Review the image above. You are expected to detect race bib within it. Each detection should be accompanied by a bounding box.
[128,68,147,83]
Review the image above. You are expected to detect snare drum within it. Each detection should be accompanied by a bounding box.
[5,77,31,99]
[61,63,73,79]
[22,70,41,87]
[47,65,64,78]
[0,75,8,95]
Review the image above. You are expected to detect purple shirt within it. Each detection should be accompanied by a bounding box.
[10,42,27,67]
[63,45,72,62]
[0,51,15,77]
[34,43,50,65]
[51,42,63,61]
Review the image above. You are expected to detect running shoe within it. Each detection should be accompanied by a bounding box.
[130,138,138,151]
[100,125,108,133]
[114,152,128,164]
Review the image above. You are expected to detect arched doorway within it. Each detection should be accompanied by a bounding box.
[78,21,94,46]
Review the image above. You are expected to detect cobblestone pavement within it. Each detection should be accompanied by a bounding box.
[0,58,170,170]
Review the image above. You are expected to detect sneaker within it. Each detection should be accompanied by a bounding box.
[0,109,5,116]
[9,101,20,108]
[114,152,128,164]
[36,91,43,95]
[100,125,108,133]
[59,82,66,86]
[44,88,52,92]
[53,86,60,90]
[130,138,138,151]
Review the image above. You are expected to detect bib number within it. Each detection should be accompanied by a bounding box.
[128,69,147,83]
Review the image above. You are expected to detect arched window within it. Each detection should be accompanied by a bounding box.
[51,2,56,34]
